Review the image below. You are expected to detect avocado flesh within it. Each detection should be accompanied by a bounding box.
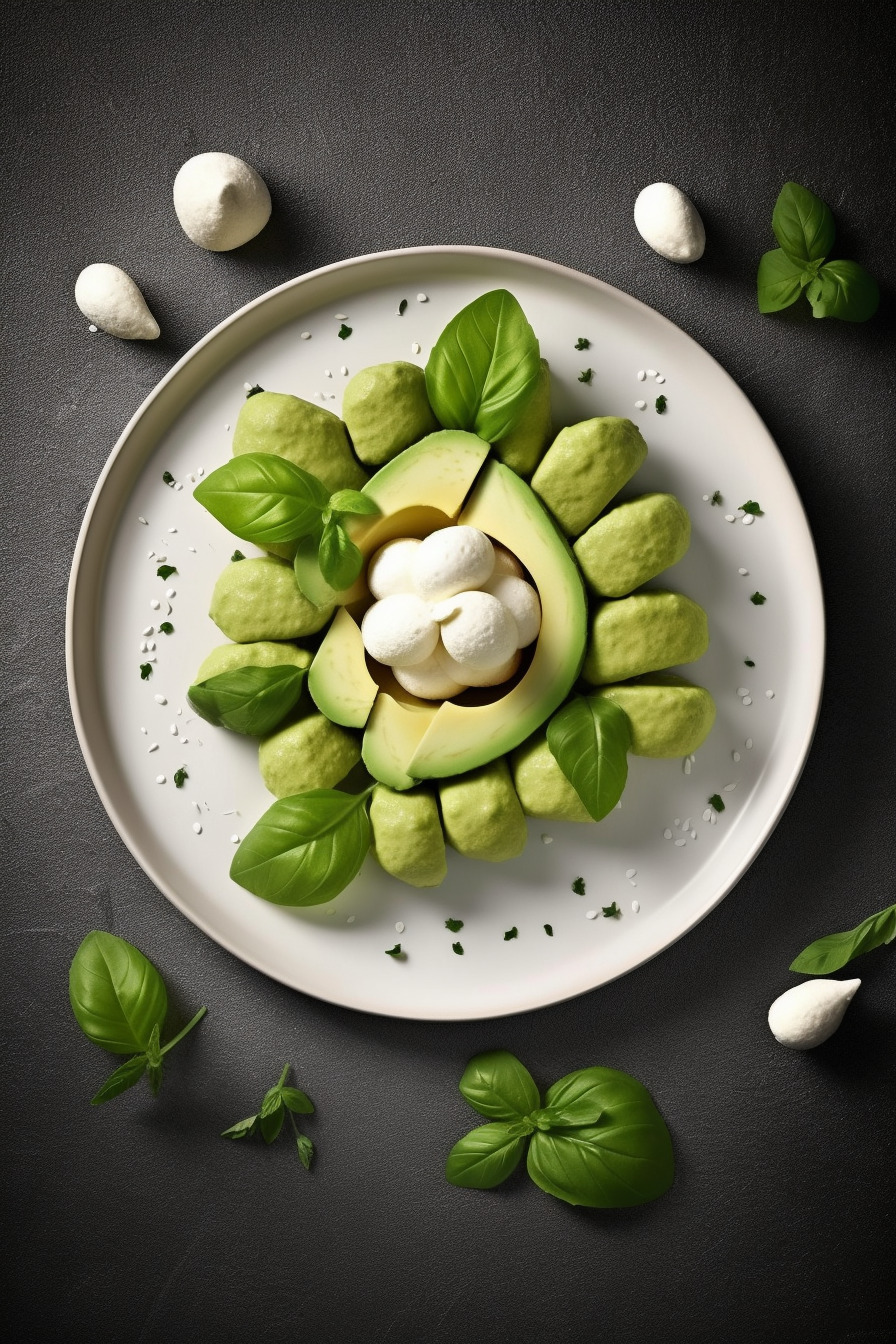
[439,758,528,862]
[531,417,648,538]
[493,358,552,478]
[258,707,361,798]
[342,362,439,466]
[308,609,378,728]
[574,492,691,598]
[582,590,709,685]
[407,460,587,779]
[232,390,367,492]
[510,729,592,822]
[370,784,447,887]
[209,555,333,642]
[195,640,311,683]
[593,675,716,757]
[361,693,439,791]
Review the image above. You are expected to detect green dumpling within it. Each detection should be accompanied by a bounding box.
[582,590,709,685]
[510,729,592,822]
[209,556,333,642]
[369,784,447,887]
[592,674,716,758]
[232,390,367,491]
[341,362,439,466]
[258,708,361,797]
[439,758,528,862]
[574,492,691,598]
[531,416,647,537]
[194,640,311,683]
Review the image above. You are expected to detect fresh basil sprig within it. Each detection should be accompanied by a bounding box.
[790,901,896,976]
[193,453,330,544]
[546,694,631,821]
[222,1063,315,1168]
[187,664,306,736]
[757,182,879,322]
[425,289,541,442]
[230,786,373,906]
[445,1050,674,1208]
[69,932,206,1105]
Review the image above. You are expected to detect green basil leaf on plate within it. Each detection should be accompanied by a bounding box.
[193,452,330,545]
[756,248,810,314]
[69,931,168,1054]
[293,532,340,607]
[547,695,631,821]
[445,1121,529,1190]
[425,289,541,442]
[318,519,364,592]
[90,1054,148,1106]
[805,259,880,322]
[187,665,306,736]
[771,181,835,265]
[328,488,381,519]
[790,901,896,975]
[458,1049,541,1120]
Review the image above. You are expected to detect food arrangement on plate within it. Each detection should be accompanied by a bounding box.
[188,289,716,908]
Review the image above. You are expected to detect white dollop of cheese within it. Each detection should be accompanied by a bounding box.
[436,643,521,688]
[433,590,518,672]
[767,978,861,1049]
[392,651,466,700]
[367,538,422,599]
[634,182,706,264]
[75,263,160,340]
[173,152,272,251]
[412,526,495,602]
[482,574,541,648]
[361,594,438,668]
[491,544,525,579]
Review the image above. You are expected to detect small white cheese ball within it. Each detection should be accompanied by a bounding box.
[367,538,422,599]
[436,642,521,688]
[173,152,272,251]
[634,182,706,264]
[768,978,861,1049]
[412,526,495,602]
[491,544,525,579]
[361,594,438,668]
[432,590,518,672]
[75,263,160,340]
[482,574,541,648]
[392,651,466,700]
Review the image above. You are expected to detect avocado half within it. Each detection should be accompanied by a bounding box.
[307,430,588,787]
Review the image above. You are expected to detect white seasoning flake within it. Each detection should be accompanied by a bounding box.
[154,694,167,705]
[168,527,177,534]
[340,365,348,375]
[140,641,148,653]
[243,381,253,391]
[743,696,753,706]
[738,567,749,576]
[723,783,737,792]
[197,467,204,477]
[148,743,159,753]
[690,830,697,839]
[395,921,405,934]
[674,838,687,847]
[146,655,156,663]
[742,515,754,526]
[300,331,311,340]
[733,751,741,762]
[637,370,646,381]
[230,834,240,844]
[737,687,750,697]
[188,546,196,553]
[683,817,692,830]
[166,588,176,598]
[334,312,347,320]
[174,483,183,492]
[180,738,188,745]
[224,424,230,432]
[147,641,155,651]
[663,828,673,840]
[411,342,422,355]
[155,555,166,563]
[192,822,202,835]
[140,726,147,735]
[346,915,355,924]
[703,808,712,822]
[682,757,692,775]
[585,910,598,920]
[169,725,178,735]
[416,293,428,302]
[142,625,153,636]
[138,516,148,526]
[765,689,775,699]
[324,369,332,378]
[541,833,553,844]
[702,494,710,502]
[646,368,658,378]
[746,738,753,749]
[710,811,718,825]
[625,868,637,879]
[147,551,155,560]
[635,399,647,410]
[655,374,666,384]
[631,900,641,913]
[89,323,98,333]
[724,514,736,523]
[156,774,166,784]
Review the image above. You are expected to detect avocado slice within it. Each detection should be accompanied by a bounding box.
[361,693,438,791]
[531,417,647,537]
[439,758,528,862]
[493,358,552,478]
[592,674,716,757]
[342,362,440,466]
[258,706,361,798]
[369,784,447,887]
[209,555,334,642]
[195,640,312,682]
[574,492,691,598]
[232,390,367,492]
[510,728,592,822]
[582,590,709,685]
[308,609,378,728]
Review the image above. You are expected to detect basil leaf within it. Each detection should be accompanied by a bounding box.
[187,665,306,736]
[328,489,380,519]
[771,182,835,264]
[546,695,631,822]
[230,788,372,906]
[756,249,809,314]
[90,1054,148,1106]
[425,289,541,442]
[293,532,340,606]
[260,1087,285,1119]
[318,520,364,592]
[221,1114,260,1139]
[295,1135,314,1169]
[526,1068,674,1207]
[806,259,880,322]
[280,1087,315,1115]
[69,931,168,1055]
[193,452,329,545]
[445,1121,528,1190]
[790,902,896,975]
[259,1106,285,1144]
[539,1067,607,1128]
[458,1049,541,1120]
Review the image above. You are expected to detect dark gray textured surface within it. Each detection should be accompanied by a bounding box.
[3,2,895,1341]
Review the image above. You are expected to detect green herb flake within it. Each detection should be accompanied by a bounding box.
[385,943,403,958]
[578,368,594,385]
[452,941,464,956]
[574,337,590,351]
[245,384,264,398]
[544,924,553,937]
[398,299,408,316]
[158,621,174,634]
[162,471,175,486]
[231,550,246,562]
[750,591,766,605]
[655,394,667,414]
[571,877,586,896]
[173,767,188,789]
[744,658,755,667]
[139,663,152,680]
[337,323,352,340]
[503,927,518,941]
[602,902,621,919]
[708,793,725,813]
[157,564,177,580]
[445,918,464,932]
[711,490,722,505]
[740,500,762,515]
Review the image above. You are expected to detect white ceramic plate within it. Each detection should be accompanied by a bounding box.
[67,246,824,1020]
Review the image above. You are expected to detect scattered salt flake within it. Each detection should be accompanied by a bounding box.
[146,655,156,663]
[324,368,333,378]
[150,599,161,610]
[230,834,240,844]
[724,514,736,523]
[147,551,155,560]
[635,399,647,410]
[631,900,641,913]
[176,707,183,716]
[224,424,230,431]
[742,515,754,526]
[156,774,166,784]
[156,555,166,563]
[142,625,153,636]
[300,331,311,340]
[723,783,737,792]
[674,838,687,847]
[585,910,598,920]
[411,342,421,354]
[169,725,178,735]
[334,312,347,320]
[733,751,741,762]
[743,696,753,706]
[340,365,348,375]
[148,743,159,753]
[180,737,188,745]
[663,828,673,840]
[746,738,753,749]
[154,694,167,705]
[416,293,428,302]
[765,689,775,699]
[197,467,204,477]
[625,868,637,879]
[395,921,405,934]
[192,822,202,835]
[703,808,713,822]
[138,516,148,526]
[88,323,98,333]
[346,915,355,924]
[682,757,692,775]
[683,817,692,830]
[140,641,148,653]
[174,483,183,492]
[737,686,750,697]
[674,818,681,827]
[709,812,718,825]
[166,588,176,598]
[243,382,253,391]
[637,370,646,381]
[541,833,553,844]
[738,567,749,576]
[140,727,147,735]
[655,374,666,384]
[690,830,697,839]
[188,546,197,553]
[147,641,156,651]
[702,494,710,502]
[646,368,658,378]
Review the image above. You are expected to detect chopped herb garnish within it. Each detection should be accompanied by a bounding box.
[578,368,594,384]
[452,941,464,956]
[710,490,722,505]
[158,621,174,634]
[602,902,621,918]
[162,471,175,486]
[398,299,408,316]
[245,384,264,398]
[173,767,188,789]
[750,591,766,605]
[337,324,352,340]
[139,663,152,680]
[157,565,177,580]
[544,924,554,937]
[708,793,725,812]
[231,550,246,562]
[655,395,667,413]
[740,500,762,515]
[574,337,590,351]
[385,943,403,957]
[572,877,586,896]
[445,918,464,933]
[503,927,518,941]
[744,658,755,667]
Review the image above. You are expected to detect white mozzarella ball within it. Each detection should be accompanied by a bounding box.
[412,526,495,601]
[75,263,160,340]
[435,642,521,688]
[432,590,518,671]
[491,544,525,579]
[367,537,422,599]
[767,978,861,1050]
[482,574,541,648]
[173,152,272,251]
[634,182,706,264]
[361,594,439,668]
[392,651,466,700]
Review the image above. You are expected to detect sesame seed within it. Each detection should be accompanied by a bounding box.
[146,641,155,651]
[702,494,710,501]
[655,374,666,384]
[138,516,148,525]
[585,910,597,920]
[743,696,753,706]
[737,686,749,697]
[243,381,253,391]
[663,828,673,840]
[646,368,657,378]
[635,399,647,410]
[765,689,775,699]
[300,331,311,340]
[395,921,405,933]
[324,369,332,378]
[140,727,147,735]
[165,588,176,598]
[690,830,697,839]
[631,900,640,913]
[224,424,230,431]
[637,370,646,381]
[140,641,148,653]
[148,743,159,753]
[709,812,717,825]
[146,655,156,663]
[192,822,202,834]
[733,751,741,762]
[142,626,153,636]
[156,774,166,784]
[725,514,736,523]
[335,312,347,320]
[169,725,178,735]
[743,515,754,526]
[346,915,355,924]
[188,546,196,553]
[230,834,240,843]
[625,868,637,879]
[723,783,737,792]
[180,738,188,745]
[416,293,428,302]
[745,738,753,749]
[154,694,167,705]
[738,567,749,576]
[682,757,692,775]
[155,555,166,563]
[541,833,553,844]
[674,838,687,847]
[197,467,204,477]
[174,483,183,492]
[703,808,712,822]
[682,818,692,830]
[340,366,348,375]
[411,342,421,354]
